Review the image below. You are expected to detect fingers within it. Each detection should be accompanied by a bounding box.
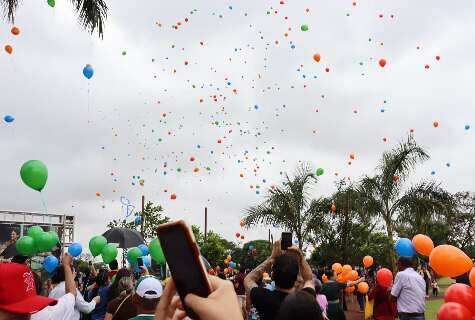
[184,293,208,314]
[172,310,187,320]
[156,280,177,318]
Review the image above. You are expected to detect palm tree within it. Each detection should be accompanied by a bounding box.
[358,134,453,270]
[1,0,108,38]
[243,163,326,250]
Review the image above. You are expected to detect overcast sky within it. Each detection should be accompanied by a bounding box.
[1,0,474,253]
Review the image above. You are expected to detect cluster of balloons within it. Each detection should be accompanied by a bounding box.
[126,244,154,271]
[20,160,48,192]
[437,283,475,320]
[330,262,368,294]
[89,235,118,264]
[16,226,59,257]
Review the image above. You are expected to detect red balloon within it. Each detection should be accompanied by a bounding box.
[235,232,240,238]
[379,58,386,67]
[376,268,393,288]
[444,283,475,315]
[437,302,473,320]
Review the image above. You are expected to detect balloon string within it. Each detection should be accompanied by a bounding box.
[40,192,48,215]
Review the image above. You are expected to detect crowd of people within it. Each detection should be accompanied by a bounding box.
[0,239,467,320]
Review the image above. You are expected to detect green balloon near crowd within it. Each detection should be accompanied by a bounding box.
[89,235,107,257]
[36,232,53,252]
[20,160,48,192]
[149,238,166,264]
[47,231,60,248]
[16,236,36,256]
[27,226,44,241]
[127,247,143,264]
[316,168,324,176]
[101,244,118,264]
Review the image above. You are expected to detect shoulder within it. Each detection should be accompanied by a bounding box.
[301,287,316,297]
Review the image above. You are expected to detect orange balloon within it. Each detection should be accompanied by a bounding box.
[341,264,352,275]
[336,274,345,283]
[224,259,229,265]
[412,234,434,256]
[332,263,342,274]
[240,220,245,227]
[227,255,232,261]
[363,256,374,268]
[346,270,359,281]
[429,245,473,277]
[313,53,321,62]
[358,282,369,294]
[469,267,475,288]
[4,45,12,54]
[433,121,439,128]
[345,286,355,293]
[11,27,20,36]
[95,192,101,197]
[322,274,328,283]
[349,153,355,160]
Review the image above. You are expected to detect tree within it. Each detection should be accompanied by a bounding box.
[358,135,453,270]
[1,0,108,38]
[244,163,326,249]
[230,240,272,270]
[448,192,475,257]
[107,201,170,242]
[192,225,235,268]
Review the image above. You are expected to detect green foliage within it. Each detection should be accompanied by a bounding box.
[192,225,236,268]
[107,201,170,242]
[230,240,272,269]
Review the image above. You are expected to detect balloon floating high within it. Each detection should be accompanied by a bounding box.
[316,168,324,176]
[47,0,55,7]
[379,58,386,67]
[4,45,12,55]
[83,64,94,79]
[3,115,15,123]
[11,27,20,36]
[20,160,48,192]
[313,53,321,62]
[300,24,309,31]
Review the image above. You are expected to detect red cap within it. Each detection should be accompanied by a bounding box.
[0,263,57,314]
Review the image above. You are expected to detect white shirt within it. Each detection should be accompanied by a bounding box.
[390,268,426,313]
[31,293,76,320]
[48,282,96,320]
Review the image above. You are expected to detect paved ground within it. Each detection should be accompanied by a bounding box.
[344,295,364,320]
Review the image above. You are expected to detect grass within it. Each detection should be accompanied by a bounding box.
[425,277,452,320]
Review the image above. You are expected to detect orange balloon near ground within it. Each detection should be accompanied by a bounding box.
[358,282,369,294]
[313,53,321,62]
[429,245,472,277]
[11,27,20,36]
[4,45,12,54]
[412,234,434,256]
[470,268,475,288]
[363,256,373,268]
[332,263,342,274]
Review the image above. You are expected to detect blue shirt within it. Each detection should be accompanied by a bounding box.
[88,286,110,320]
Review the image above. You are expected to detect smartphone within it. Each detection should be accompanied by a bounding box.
[281,232,292,250]
[157,220,211,319]
[137,257,143,267]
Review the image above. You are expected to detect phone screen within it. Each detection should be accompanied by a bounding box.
[158,222,210,317]
[137,257,143,267]
[281,232,292,250]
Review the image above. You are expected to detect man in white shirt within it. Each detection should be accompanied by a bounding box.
[391,256,426,320]
[0,253,77,320]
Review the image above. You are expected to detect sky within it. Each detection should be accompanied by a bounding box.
[1,0,475,253]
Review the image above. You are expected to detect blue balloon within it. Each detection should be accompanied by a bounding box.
[43,255,59,273]
[134,216,142,226]
[394,238,416,257]
[142,255,152,268]
[68,243,82,257]
[138,244,149,256]
[83,65,94,79]
[3,115,14,123]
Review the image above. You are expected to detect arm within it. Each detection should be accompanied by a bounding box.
[346,277,365,287]
[287,246,313,289]
[244,240,281,293]
[62,253,77,297]
[75,289,97,314]
[104,313,113,320]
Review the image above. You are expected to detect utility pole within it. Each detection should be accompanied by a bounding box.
[141,195,145,238]
[204,207,208,242]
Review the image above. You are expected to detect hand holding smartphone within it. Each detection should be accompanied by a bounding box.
[157,220,211,319]
[281,232,292,250]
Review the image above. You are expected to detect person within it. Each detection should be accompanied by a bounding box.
[275,288,323,320]
[107,268,133,301]
[320,270,365,320]
[315,279,328,320]
[431,279,438,297]
[0,253,77,320]
[367,275,396,320]
[155,276,243,320]
[390,256,426,320]
[234,266,247,316]
[49,265,100,320]
[355,268,365,313]
[419,266,431,298]
[108,260,119,280]
[88,269,110,320]
[104,271,137,320]
[243,240,316,320]
[128,275,163,320]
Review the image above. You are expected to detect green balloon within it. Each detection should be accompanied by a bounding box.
[89,235,107,257]
[47,231,60,248]
[47,0,55,7]
[316,168,324,176]
[127,247,142,264]
[20,160,48,192]
[16,236,36,256]
[27,226,44,241]
[36,232,54,252]
[101,244,118,264]
[149,239,166,264]
[301,24,309,31]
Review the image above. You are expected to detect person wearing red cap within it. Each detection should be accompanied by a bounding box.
[0,253,77,320]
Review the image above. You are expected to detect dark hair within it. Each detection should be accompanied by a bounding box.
[108,268,132,300]
[135,295,160,311]
[108,259,119,271]
[239,266,246,273]
[398,256,413,269]
[272,253,299,289]
[11,255,28,264]
[324,270,335,279]
[314,278,322,294]
[95,269,109,287]
[276,290,323,320]
[51,266,65,284]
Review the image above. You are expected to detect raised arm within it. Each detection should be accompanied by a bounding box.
[287,246,313,289]
[244,240,281,292]
[62,253,77,297]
